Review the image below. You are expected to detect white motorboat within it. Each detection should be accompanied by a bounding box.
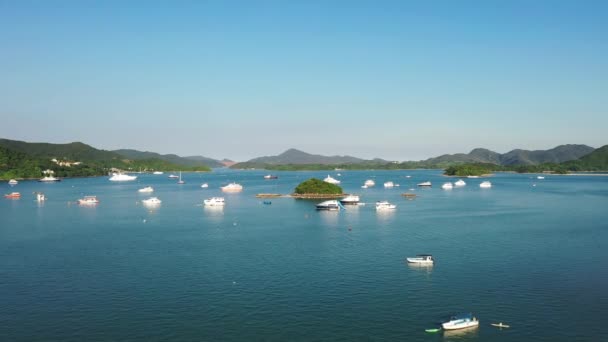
[454,179,466,187]
[168,174,179,179]
[376,201,396,210]
[316,200,342,211]
[221,182,243,192]
[417,181,432,187]
[142,197,162,205]
[480,181,492,188]
[138,186,154,193]
[442,313,479,330]
[339,194,360,205]
[467,175,479,178]
[361,185,368,189]
[152,171,163,175]
[323,175,341,184]
[109,173,137,181]
[384,181,394,188]
[8,179,18,185]
[39,176,61,182]
[406,254,434,264]
[78,195,99,205]
[364,179,375,187]
[35,192,46,202]
[537,176,545,180]
[264,174,278,179]
[204,197,225,206]
[441,182,453,190]
[201,183,209,188]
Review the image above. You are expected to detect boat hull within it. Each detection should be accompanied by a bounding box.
[442,320,479,330]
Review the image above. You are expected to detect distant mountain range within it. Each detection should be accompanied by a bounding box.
[113,149,228,168]
[423,144,595,166]
[244,148,385,165]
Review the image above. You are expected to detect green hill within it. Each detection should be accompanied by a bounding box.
[564,145,608,171]
[294,178,343,195]
[114,149,223,168]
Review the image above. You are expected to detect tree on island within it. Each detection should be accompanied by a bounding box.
[294,178,343,195]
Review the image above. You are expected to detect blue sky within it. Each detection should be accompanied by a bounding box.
[1,1,606,161]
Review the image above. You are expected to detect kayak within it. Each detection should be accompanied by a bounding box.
[425,328,441,333]
[491,323,510,328]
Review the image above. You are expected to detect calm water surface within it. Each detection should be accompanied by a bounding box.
[1,170,607,341]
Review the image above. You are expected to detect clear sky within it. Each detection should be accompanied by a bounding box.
[1,1,606,161]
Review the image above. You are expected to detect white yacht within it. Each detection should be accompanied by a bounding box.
[454,179,466,187]
[323,175,341,184]
[442,313,479,330]
[364,179,375,187]
[339,195,360,205]
[201,183,209,188]
[8,179,18,185]
[142,197,162,205]
[406,254,434,264]
[109,173,137,181]
[39,176,60,182]
[221,183,243,192]
[376,201,396,210]
[316,200,342,211]
[204,197,225,206]
[138,186,154,193]
[384,181,394,188]
[441,182,454,190]
[480,181,492,188]
[78,195,99,205]
[417,181,432,187]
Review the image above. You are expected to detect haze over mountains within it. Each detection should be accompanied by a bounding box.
[113,149,229,168]
[244,148,388,165]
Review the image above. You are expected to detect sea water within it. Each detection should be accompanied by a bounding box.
[1,170,607,341]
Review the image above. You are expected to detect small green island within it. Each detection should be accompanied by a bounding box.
[292,178,344,199]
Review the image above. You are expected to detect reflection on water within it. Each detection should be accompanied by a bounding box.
[407,263,434,274]
[318,210,340,226]
[142,202,161,213]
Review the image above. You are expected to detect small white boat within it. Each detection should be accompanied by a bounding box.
[35,192,46,202]
[168,174,179,179]
[201,183,209,188]
[8,179,18,185]
[339,195,360,205]
[467,175,480,178]
[361,185,368,189]
[537,176,545,180]
[264,174,278,179]
[417,181,432,187]
[39,176,61,182]
[323,175,341,184]
[384,181,394,188]
[109,173,137,181]
[4,192,21,199]
[364,179,375,187]
[454,179,466,187]
[442,313,479,330]
[204,197,225,206]
[406,254,434,264]
[376,201,396,210]
[480,181,492,188]
[138,186,154,193]
[78,195,99,205]
[221,182,243,192]
[441,182,453,190]
[316,200,342,211]
[153,171,164,175]
[142,197,162,205]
